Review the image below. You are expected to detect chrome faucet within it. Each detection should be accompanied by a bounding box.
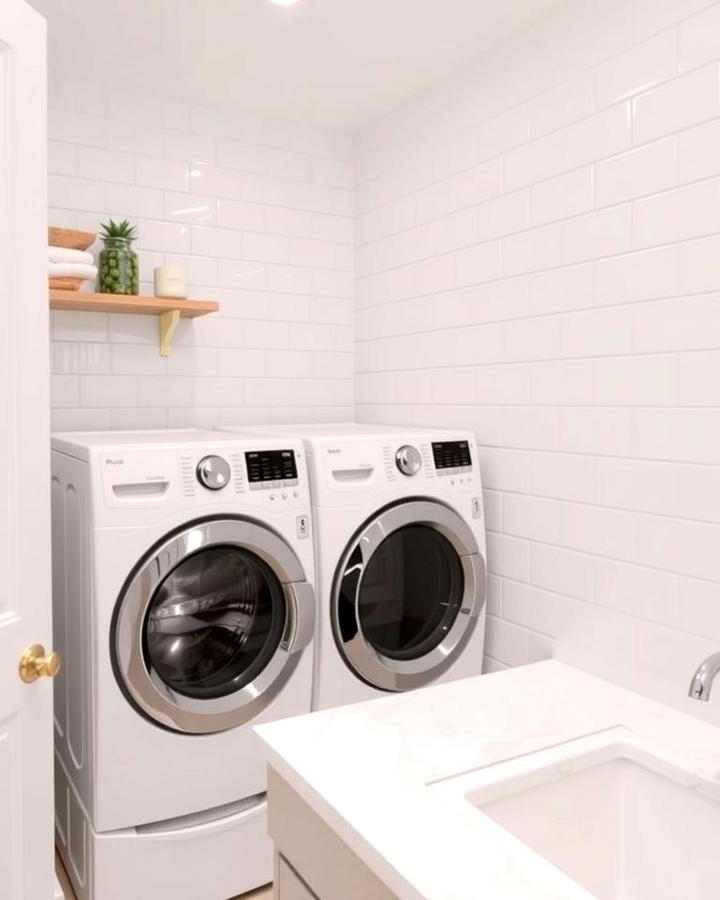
[688,652,720,701]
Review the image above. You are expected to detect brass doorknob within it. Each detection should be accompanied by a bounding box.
[19,644,61,683]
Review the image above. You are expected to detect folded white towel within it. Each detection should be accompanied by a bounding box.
[48,246,94,266]
[48,262,98,279]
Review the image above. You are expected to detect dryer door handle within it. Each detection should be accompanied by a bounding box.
[284,581,315,654]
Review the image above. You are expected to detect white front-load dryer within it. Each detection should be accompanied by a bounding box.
[51,430,315,900]
[223,423,487,712]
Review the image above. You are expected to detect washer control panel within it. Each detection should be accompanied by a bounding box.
[196,454,231,491]
[245,449,299,491]
[178,446,304,505]
[96,441,309,519]
[431,440,473,477]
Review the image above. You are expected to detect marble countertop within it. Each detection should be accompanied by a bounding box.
[255,661,720,899]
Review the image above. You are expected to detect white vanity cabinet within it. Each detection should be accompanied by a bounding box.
[276,855,316,900]
[267,769,398,900]
[257,661,720,900]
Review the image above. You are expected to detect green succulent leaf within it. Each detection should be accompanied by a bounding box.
[99,217,138,241]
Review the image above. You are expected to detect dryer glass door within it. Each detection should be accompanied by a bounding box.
[333,500,486,692]
[113,518,314,734]
[354,525,463,660]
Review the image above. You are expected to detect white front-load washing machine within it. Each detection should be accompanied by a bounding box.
[50,429,315,900]
[223,423,487,711]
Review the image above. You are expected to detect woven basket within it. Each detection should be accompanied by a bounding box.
[49,276,87,291]
[48,227,96,251]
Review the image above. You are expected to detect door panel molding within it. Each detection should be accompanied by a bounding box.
[0,2,52,898]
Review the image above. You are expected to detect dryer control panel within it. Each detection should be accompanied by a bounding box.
[317,432,478,494]
[380,439,475,485]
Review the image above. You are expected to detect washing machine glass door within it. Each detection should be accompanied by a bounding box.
[333,500,486,692]
[113,518,314,734]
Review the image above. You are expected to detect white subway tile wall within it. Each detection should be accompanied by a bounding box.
[48,82,354,430]
[354,0,720,713]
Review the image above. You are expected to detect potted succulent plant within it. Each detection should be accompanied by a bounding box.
[97,218,139,295]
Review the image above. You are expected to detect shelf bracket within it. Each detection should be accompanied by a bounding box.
[159,309,181,356]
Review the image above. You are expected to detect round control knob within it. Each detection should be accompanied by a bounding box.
[395,444,422,477]
[196,455,231,491]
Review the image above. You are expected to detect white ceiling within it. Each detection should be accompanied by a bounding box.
[30,0,565,132]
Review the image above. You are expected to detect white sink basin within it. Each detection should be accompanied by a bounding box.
[431,729,720,899]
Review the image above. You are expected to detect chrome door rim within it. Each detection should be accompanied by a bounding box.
[332,500,486,692]
[113,517,315,734]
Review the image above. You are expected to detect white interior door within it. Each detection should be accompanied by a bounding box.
[0,3,54,899]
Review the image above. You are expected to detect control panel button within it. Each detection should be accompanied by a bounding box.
[395,444,422,477]
[297,515,310,539]
[196,455,231,491]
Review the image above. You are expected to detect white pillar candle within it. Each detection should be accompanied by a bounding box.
[153,265,187,299]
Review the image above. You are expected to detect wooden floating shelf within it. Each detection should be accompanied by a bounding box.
[49,289,218,318]
[49,289,219,356]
